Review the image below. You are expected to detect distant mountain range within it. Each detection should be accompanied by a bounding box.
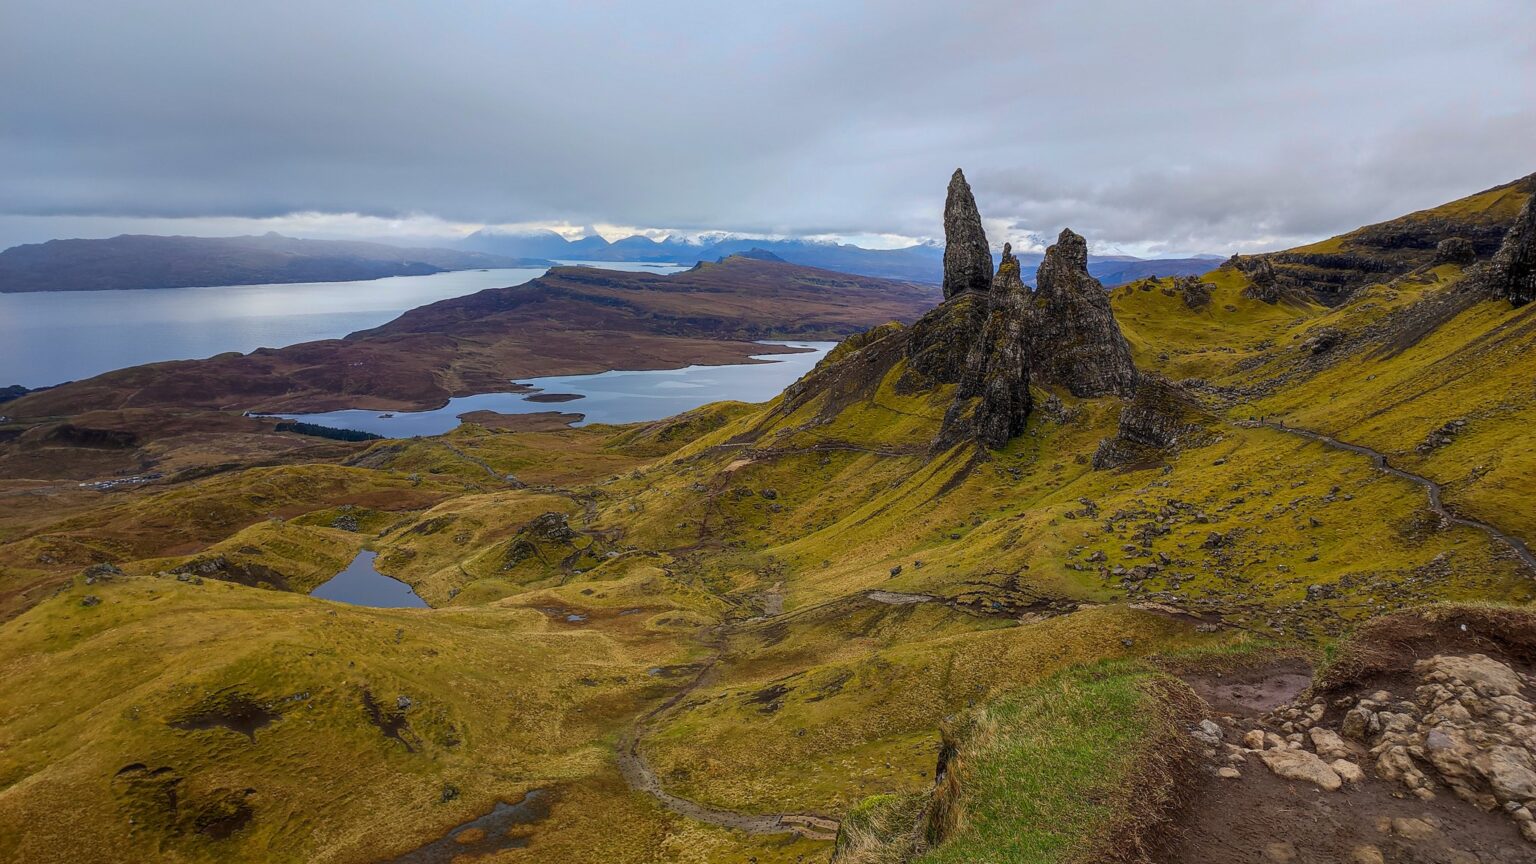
[0,228,1221,294]
[461,228,1221,286]
[0,233,551,293]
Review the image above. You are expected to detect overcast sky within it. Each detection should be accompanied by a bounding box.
[2,0,1533,255]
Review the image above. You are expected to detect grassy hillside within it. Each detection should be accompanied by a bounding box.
[0,176,1533,863]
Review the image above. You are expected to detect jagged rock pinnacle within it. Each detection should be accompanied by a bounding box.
[936,242,1032,449]
[942,169,993,300]
[1481,192,1535,306]
[1027,228,1138,398]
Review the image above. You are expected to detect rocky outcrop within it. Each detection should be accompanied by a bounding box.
[1237,257,1283,303]
[936,244,1033,449]
[897,291,989,392]
[1092,375,1219,469]
[941,169,993,300]
[1173,275,1213,309]
[1479,192,1536,306]
[1026,229,1138,398]
[1435,237,1477,266]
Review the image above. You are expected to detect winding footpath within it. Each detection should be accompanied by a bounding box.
[615,639,841,841]
[1264,421,1536,573]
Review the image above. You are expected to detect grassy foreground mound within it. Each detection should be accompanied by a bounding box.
[834,661,1203,864]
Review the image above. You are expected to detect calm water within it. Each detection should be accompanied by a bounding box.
[310,550,429,608]
[0,261,684,387]
[277,341,834,438]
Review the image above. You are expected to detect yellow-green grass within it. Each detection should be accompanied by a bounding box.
[640,607,1220,816]
[128,519,367,594]
[911,662,1192,864]
[1112,267,1321,381]
[1250,286,1536,542]
[0,571,726,864]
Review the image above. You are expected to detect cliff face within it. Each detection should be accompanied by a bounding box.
[1480,191,1536,307]
[936,244,1034,449]
[941,169,994,300]
[1027,229,1138,398]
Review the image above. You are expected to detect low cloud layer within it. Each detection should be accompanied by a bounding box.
[3,1,1533,254]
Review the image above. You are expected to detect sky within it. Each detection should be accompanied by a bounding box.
[2,0,1533,256]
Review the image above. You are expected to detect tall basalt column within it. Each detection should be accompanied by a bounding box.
[942,169,994,300]
[1026,228,1138,397]
[936,243,1033,450]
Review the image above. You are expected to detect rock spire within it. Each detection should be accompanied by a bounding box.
[941,169,993,300]
[936,243,1033,449]
[1026,229,1138,397]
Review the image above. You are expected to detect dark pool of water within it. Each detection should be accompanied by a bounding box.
[384,789,552,864]
[310,550,428,608]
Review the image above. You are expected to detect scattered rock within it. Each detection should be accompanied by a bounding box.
[1190,719,1224,745]
[1331,759,1365,784]
[1389,816,1437,840]
[83,562,124,585]
[80,594,101,607]
[1260,748,1342,791]
[1348,845,1386,864]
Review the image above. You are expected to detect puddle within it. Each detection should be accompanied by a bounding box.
[311,550,429,608]
[1184,661,1314,716]
[383,789,552,863]
[362,689,421,752]
[533,605,590,624]
[169,689,279,741]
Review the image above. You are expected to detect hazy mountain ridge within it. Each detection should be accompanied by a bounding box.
[0,232,552,293]
[462,227,1220,286]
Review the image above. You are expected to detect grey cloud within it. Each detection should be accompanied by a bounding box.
[1,0,1532,253]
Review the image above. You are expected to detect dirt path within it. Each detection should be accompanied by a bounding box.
[1265,421,1536,572]
[434,440,523,486]
[615,641,840,840]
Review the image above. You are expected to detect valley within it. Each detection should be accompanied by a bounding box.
[1,169,1534,864]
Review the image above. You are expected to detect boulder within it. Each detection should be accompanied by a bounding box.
[1331,759,1365,784]
[1260,748,1342,791]
[1435,237,1477,266]
[1485,745,1536,802]
[1308,727,1353,761]
[1416,654,1525,697]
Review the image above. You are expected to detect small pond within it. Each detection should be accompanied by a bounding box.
[310,550,428,608]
